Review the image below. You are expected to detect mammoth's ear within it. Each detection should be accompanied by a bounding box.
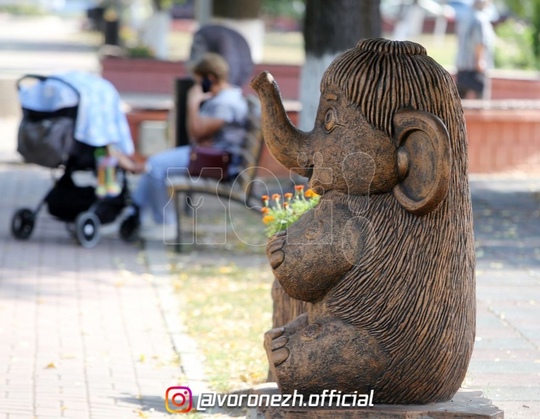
[392,109,451,216]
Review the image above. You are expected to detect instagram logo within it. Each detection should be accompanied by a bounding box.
[165,386,192,413]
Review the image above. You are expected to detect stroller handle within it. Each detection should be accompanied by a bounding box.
[16,74,80,99]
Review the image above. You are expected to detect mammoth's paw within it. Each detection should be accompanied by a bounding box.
[266,231,286,270]
[267,318,390,395]
[264,327,289,367]
[264,313,309,369]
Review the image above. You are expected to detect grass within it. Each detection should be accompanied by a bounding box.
[167,30,193,61]
[169,196,274,395]
[261,31,304,64]
[172,259,274,393]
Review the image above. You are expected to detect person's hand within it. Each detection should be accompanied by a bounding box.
[187,83,212,108]
[131,160,146,174]
[118,154,146,174]
[476,58,487,74]
[475,45,488,74]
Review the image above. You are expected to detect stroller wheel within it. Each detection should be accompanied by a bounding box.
[75,212,101,248]
[11,208,35,240]
[119,214,139,242]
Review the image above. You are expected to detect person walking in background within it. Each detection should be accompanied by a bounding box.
[122,53,248,240]
[455,0,496,99]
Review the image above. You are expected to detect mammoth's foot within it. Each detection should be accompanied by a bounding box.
[264,313,309,370]
[265,315,388,395]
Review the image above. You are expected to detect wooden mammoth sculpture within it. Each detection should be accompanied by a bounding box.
[250,39,475,404]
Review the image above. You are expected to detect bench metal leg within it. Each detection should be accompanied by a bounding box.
[174,191,182,253]
[184,191,193,215]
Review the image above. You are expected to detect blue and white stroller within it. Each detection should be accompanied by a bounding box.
[11,71,136,248]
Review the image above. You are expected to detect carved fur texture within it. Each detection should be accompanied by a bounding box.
[323,39,476,404]
[252,38,475,405]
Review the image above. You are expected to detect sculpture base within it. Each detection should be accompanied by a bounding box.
[247,383,504,419]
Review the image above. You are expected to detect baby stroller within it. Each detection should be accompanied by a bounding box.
[11,72,136,248]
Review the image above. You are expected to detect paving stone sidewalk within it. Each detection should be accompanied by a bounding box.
[0,164,184,418]
[467,175,540,418]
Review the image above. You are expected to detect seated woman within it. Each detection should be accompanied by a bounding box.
[124,52,248,240]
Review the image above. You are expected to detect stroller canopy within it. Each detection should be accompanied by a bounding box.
[19,71,134,155]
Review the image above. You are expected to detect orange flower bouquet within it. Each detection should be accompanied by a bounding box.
[261,185,320,238]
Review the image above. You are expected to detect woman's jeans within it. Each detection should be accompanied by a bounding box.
[131,146,191,225]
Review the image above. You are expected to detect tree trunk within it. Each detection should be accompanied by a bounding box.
[212,0,260,19]
[299,0,381,130]
[271,279,309,329]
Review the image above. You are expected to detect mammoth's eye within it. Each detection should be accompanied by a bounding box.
[324,107,338,132]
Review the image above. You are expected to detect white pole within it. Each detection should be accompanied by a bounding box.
[195,0,212,27]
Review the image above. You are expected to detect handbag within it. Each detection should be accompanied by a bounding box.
[188,146,231,180]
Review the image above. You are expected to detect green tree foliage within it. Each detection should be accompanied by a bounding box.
[150,0,189,11]
[495,18,536,69]
[504,0,540,68]
[261,0,305,19]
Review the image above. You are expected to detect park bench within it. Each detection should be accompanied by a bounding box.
[167,96,264,249]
